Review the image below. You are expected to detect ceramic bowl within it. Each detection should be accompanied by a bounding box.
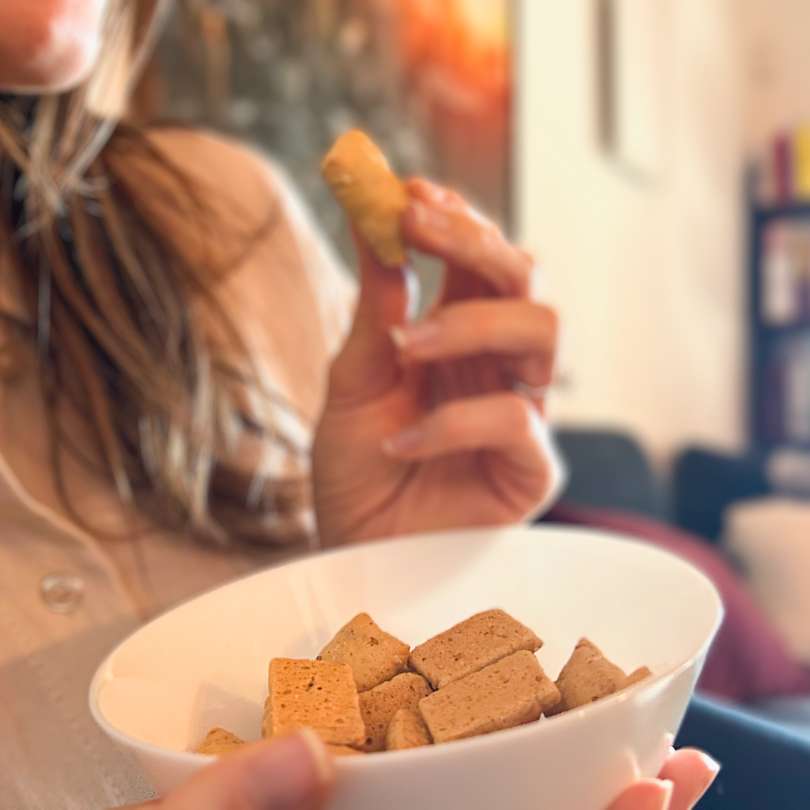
[90,525,722,810]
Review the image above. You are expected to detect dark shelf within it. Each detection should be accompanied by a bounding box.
[757,437,810,452]
[757,320,810,338]
[748,184,810,450]
[753,201,810,223]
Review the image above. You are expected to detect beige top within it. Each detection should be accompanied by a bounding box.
[0,130,355,809]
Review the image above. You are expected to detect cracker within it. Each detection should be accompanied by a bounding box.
[409,609,542,689]
[386,708,432,751]
[318,613,410,692]
[321,130,409,267]
[194,727,245,755]
[327,744,366,757]
[267,658,365,746]
[358,672,432,752]
[419,650,559,743]
[548,638,627,715]
[261,695,272,739]
[624,666,653,689]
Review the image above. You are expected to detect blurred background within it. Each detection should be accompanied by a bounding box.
[135,0,810,748]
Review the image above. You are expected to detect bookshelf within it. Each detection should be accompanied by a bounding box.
[749,186,810,451]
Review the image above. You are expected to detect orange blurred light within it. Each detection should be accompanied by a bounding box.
[455,0,508,49]
[398,0,511,104]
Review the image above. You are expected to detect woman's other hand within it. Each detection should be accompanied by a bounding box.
[122,730,332,810]
[608,748,720,810]
[314,179,563,546]
[119,733,716,810]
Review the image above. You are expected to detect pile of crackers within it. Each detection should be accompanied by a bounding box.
[195,609,651,756]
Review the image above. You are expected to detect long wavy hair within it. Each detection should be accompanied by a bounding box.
[0,0,308,546]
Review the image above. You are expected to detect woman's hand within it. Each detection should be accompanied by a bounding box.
[314,179,563,546]
[122,730,331,810]
[119,732,717,810]
[608,748,720,810]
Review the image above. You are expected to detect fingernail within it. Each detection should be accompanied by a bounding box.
[296,728,333,784]
[409,200,451,231]
[245,730,332,808]
[390,321,441,351]
[519,356,550,387]
[696,751,721,777]
[659,780,674,808]
[382,425,425,456]
[694,751,721,800]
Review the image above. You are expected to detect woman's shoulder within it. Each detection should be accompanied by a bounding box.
[137,125,355,357]
[142,125,289,213]
[137,126,348,275]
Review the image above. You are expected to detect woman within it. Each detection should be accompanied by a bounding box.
[0,2,717,809]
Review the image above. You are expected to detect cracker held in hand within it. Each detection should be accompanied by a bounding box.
[549,638,627,715]
[194,727,245,755]
[419,650,560,743]
[318,612,410,692]
[386,708,432,751]
[409,609,542,689]
[321,129,409,266]
[358,672,432,752]
[267,658,365,746]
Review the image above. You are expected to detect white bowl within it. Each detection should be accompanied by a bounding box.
[89,525,722,810]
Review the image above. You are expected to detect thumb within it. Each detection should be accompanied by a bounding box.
[328,230,411,401]
[145,730,333,810]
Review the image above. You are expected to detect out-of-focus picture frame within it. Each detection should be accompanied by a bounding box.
[596,0,665,179]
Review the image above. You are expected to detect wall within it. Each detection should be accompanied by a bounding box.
[516,0,746,462]
[739,0,810,155]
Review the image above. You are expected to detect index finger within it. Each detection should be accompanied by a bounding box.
[401,178,534,297]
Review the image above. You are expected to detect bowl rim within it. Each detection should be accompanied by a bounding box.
[88,524,724,769]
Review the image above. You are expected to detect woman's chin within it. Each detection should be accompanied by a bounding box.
[1,49,100,95]
[0,0,106,95]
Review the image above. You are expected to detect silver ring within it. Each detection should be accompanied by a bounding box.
[512,380,550,399]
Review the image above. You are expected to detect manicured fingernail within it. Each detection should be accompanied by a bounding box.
[296,728,333,784]
[382,425,425,456]
[409,201,451,231]
[659,779,674,809]
[519,357,550,387]
[697,751,721,776]
[390,321,441,351]
[419,181,450,202]
[246,730,331,808]
[694,751,721,800]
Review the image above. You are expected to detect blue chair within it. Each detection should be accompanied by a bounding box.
[679,696,810,808]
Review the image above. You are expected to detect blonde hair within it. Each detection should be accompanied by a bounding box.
[0,0,308,545]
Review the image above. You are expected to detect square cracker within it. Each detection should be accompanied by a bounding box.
[623,666,653,689]
[261,695,272,739]
[409,609,542,689]
[327,744,366,757]
[318,613,410,692]
[419,650,559,743]
[358,672,432,752]
[386,708,432,751]
[268,658,365,746]
[548,638,627,715]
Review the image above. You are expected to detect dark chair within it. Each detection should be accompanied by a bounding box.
[553,427,668,521]
[672,446,771,544]
[678,695,810,809]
